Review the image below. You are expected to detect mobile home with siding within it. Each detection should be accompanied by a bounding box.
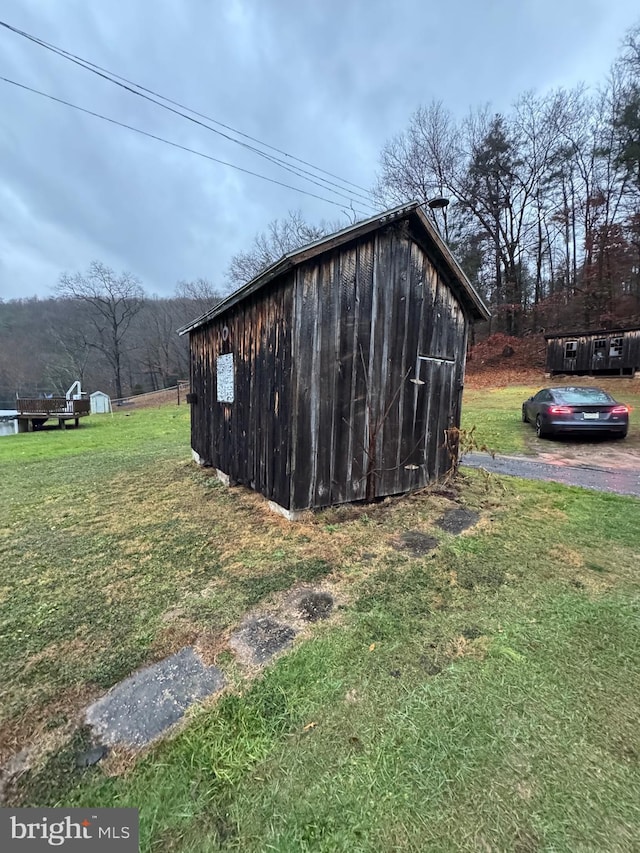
[179,203,489,517]
[545,327,640,376]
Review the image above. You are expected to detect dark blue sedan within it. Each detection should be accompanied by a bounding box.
[522,386,629,439]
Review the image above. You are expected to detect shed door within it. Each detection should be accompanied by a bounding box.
[415,356,457,480]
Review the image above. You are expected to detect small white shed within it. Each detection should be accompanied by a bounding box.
[90,391,112,414]
[0,411,18,437]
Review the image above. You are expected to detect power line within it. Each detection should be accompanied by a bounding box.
[4,28,372,210]
[0,19,376,210]
[0,74,371,216]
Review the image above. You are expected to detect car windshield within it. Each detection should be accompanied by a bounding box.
[554,388,614,404]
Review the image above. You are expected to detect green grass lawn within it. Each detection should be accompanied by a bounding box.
[462,379,640,455]
[1,405,639,851]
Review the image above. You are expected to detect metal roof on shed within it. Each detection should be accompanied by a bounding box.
[544,327,640,340]
[178,202,490,336]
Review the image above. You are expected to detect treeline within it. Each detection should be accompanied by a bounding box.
[374,22,640,335]
[0,209,351,404]
[0,268,220,404]
[3,23,640,400]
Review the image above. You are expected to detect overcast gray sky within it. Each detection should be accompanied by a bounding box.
[1,0,638,301]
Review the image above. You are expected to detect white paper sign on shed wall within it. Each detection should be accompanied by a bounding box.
[217,353,234,403]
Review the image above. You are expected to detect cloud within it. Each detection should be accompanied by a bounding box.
[0,0,638,301]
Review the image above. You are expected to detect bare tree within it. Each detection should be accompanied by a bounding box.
[374,100,460,211]
[226,210,339,287]
[46,321,92,391]
[56,261,145,399]
[372,80,640,332]
[615,22,640,197]
[135,296,203,388]
[174,278,221,317]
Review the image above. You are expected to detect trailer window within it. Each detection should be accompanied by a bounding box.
[609,337,623,358]
[217,353,234,403]
[594,339,606,360]
[564,341,577,359]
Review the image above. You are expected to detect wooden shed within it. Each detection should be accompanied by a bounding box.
[545,327,640,377]
[179,202,489,518]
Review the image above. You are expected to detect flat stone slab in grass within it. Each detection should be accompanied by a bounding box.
[85,647,225,748]
[436,507,479,534]
[229,616,296,665]
[391,531,439,556]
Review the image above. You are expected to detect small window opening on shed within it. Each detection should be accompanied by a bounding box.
[564,341,577,359]
[217,353,234,403]
[594,339,606,360]
[609,337,623,358]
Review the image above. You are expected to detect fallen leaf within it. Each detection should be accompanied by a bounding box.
[303,722,317,731]
[369,643,376,651]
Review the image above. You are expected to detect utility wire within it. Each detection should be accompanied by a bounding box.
[0,19,376,210]
[8,36,371,210]
[0,74,371,216]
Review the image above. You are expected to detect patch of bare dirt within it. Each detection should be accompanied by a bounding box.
[390,530,439,556]
[0,685,101,804]
[229,617,296,666]
[226,580,348,671]
[466,333,546,388]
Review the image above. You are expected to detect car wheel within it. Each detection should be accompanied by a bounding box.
[535,415,549,439]
[522,406,528,423]
[612,430,628,439]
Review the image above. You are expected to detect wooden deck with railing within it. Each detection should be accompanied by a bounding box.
[16,397,91,430]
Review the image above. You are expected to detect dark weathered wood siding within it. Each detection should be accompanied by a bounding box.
[190,274,294,508]
[289,223,468,511]
[546,329,640,375]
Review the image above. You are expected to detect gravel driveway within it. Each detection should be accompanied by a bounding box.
[461,452,640,498]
